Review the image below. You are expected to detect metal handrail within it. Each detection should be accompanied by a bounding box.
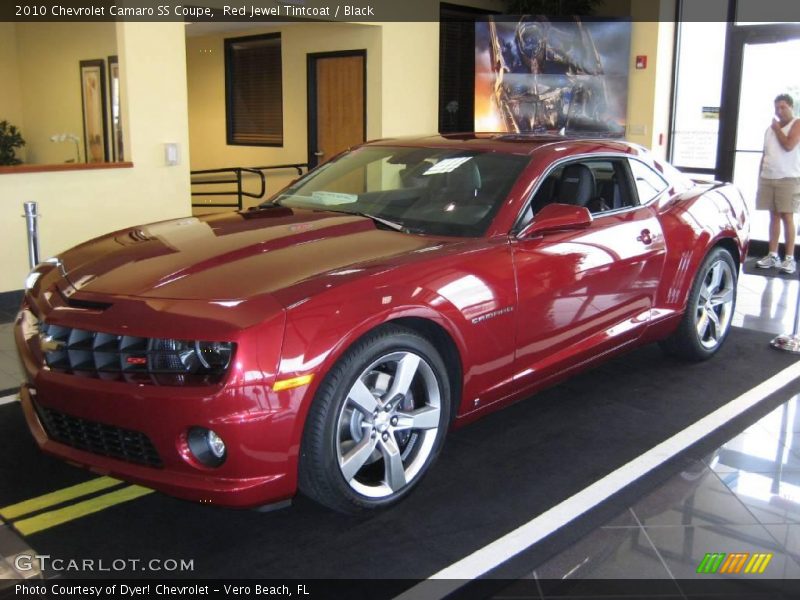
[191,163,308,210]
[190,167,264,210]
[252,163,308,177]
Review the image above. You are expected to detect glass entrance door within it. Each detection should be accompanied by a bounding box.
[731,39,800,242]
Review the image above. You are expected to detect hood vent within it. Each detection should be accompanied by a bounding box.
[56,287,112,312]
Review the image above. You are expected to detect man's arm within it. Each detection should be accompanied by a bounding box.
[771,119,800,151]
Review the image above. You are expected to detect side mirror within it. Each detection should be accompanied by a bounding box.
[516,203,593,239]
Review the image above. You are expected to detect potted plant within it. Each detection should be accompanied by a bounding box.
[0,120,26,165]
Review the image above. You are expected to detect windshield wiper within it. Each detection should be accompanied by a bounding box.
[356,212,427,234]
[326,210,415,233]
[353,212,407,232]
[254,198,282,209]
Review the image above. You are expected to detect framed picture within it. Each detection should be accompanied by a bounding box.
[475,18,631,137]
[108,55,124,162]
[79,59,109,163]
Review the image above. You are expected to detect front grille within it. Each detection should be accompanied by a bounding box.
[37,321,233,386]
[35,404,163,468]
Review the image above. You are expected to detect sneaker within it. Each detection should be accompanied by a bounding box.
[756,253,781,268]
[781,256,796,274]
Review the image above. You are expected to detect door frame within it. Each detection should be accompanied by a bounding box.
[717,23,800,182]
[306,49,367,169]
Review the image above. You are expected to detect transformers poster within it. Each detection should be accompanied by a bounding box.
[475,17,631,136]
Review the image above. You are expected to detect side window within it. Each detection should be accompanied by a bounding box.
[629,159,668,204]
[525,158,635,221]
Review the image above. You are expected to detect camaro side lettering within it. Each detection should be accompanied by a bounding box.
[471,306,514,324]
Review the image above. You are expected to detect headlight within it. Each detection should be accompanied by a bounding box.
[150,339,200,371]
[149,339,234,373]
[195,341,234,370]
[38,322,236,384]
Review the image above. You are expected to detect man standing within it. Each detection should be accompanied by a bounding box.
[756,93,800,274]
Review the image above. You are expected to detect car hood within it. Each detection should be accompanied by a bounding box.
[57,207,459,303]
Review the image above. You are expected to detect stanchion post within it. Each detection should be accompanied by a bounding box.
[22,201,40,270]
[770,267,800,353]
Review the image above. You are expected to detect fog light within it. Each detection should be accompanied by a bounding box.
[187,427,227,467]
[207,430,226,458]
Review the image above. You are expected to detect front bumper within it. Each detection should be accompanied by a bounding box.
[19,385,289,507]
[14,293,301,508]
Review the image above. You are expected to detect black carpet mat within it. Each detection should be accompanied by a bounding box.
[1,327,799,582]
[0,401,99,507]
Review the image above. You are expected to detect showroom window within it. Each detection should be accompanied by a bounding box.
[668,9,728,176]
[225,33,283,146]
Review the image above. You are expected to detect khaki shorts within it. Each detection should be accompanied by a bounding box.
[756,177,800,212]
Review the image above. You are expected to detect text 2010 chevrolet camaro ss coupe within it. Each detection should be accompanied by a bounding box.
[15,135,748,513]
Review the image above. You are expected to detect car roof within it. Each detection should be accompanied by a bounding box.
[364,133,643,157]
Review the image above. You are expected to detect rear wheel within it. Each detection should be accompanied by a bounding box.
[298,325,451,514]
[660,247,737,361]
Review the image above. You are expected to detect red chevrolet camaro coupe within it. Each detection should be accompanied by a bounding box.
[15,135,748,513]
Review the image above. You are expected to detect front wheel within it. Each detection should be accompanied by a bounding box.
[298,325,451,514]
[660,247,737,361]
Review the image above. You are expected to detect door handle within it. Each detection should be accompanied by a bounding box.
[314,151,324,157]
[637,229,653,245]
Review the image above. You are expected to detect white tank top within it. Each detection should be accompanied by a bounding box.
[761,117,800,179]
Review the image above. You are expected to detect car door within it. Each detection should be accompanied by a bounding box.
[510,156,667,388]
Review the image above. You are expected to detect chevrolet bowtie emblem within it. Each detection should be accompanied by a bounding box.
[39,335,66,353]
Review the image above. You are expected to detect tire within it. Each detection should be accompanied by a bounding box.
[660,247,737,361]
[298,325,452,514]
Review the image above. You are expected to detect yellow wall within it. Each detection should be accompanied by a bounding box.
[625,1,676,159]
[187,15,674,209]
[0,22,192,294]
[186,22,445,210]
[378,22,440,137]
[1,10,678,293]
[186,22,382,207]
[15,22,118,165]
[0,23,24,160]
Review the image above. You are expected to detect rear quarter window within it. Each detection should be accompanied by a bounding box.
[629,159,669,203]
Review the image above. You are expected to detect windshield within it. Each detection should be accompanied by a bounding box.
[268,146,531,236]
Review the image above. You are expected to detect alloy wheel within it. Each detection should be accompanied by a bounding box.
[335,351,442,498]
[694,258,735,349]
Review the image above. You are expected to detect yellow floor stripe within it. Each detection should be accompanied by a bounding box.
[0,477,122,521]
[13,485,153,536]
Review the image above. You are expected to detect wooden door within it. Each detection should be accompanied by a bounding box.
[308,52,366,169]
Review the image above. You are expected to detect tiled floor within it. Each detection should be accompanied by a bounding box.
[2,269,800,593]
[517,269,800,595]
[0,322,23,394]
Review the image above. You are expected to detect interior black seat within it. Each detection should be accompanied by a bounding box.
[556,163,595,208]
